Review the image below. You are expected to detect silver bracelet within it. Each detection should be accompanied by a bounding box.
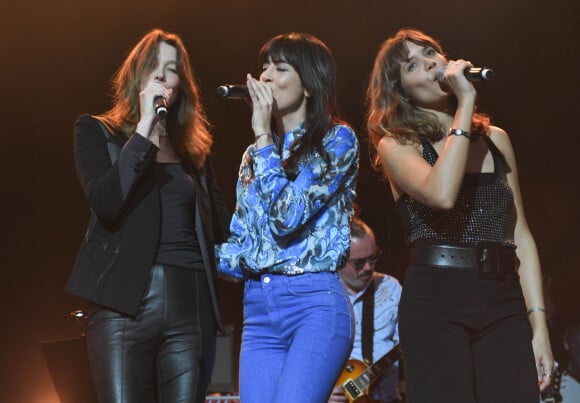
[449,128,472,139]
[255,132,271,141]
[527,306,546,315]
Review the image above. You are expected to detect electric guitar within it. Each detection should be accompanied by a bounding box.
[540,363,580,403]
[335,344,402,403]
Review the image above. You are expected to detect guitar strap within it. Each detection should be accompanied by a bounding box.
[361,278,375,365]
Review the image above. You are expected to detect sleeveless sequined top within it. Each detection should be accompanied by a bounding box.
[396,137,516,247]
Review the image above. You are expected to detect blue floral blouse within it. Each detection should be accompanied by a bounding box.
[216,124,359,280]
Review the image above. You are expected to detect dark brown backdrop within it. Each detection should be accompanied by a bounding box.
[1,1,578,401]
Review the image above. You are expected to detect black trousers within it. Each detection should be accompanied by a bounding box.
[87,265,216,403]
[399,263,539,403]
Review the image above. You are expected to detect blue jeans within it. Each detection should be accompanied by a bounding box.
[239,271,353,403]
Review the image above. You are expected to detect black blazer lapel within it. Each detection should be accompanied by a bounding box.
[192,170,224,332]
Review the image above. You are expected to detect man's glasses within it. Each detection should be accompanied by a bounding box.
[347,251,382,270]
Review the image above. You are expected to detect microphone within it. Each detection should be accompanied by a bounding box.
[154,96,168,119]
[437,66,495,82]
[217,84,249,99]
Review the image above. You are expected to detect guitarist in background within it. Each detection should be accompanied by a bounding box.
[328,217,403,402]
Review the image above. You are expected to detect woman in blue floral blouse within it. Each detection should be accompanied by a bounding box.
[216,32,359,402]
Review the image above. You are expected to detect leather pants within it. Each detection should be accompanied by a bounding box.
[86,265,216,403]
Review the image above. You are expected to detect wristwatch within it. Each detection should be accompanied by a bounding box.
[449,128,471,139]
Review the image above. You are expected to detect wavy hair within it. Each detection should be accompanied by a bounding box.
[99,28,212,171]
[366,29,489,154]
[259,32,345,178]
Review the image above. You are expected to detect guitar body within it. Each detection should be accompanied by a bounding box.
[335,359,374,403]
[334,344,402,403]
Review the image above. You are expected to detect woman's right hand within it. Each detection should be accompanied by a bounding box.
[438,59,476,106]
[136,79,173,141]
[246,73,274,139]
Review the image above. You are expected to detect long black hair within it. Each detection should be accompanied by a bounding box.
[259,32,345,178]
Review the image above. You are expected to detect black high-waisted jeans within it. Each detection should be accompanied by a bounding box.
[87,265,216,403]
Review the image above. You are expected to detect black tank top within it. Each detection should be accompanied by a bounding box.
[396,137,516,247]
[153,162,204,269]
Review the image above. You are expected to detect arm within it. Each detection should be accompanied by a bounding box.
[74,115,157,223]
[205,157,232,243]
[378,132,470,210]
[491,127,554,391]
[252,125,359,238]
[378,61,476,210]
[214,150,251,281]
[214,200,247,282]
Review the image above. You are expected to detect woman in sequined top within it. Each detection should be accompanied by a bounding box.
[366,28,553,402]
[216,33,358,402]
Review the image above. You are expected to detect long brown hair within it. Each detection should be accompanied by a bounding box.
[366,28,489,151]
[99,28,212,171]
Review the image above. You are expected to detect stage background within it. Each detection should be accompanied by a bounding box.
[1,1,578,401]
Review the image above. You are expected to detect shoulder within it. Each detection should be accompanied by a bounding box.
[321,124,359,160]
[374,272,402,291]
[487,125,516,160]
[324,124,358,146]
[376,133,422,165]
[377,132,421,152]
[75,113,100,127]
[74,114,104,140]
[488,125,509,141]
[373,273,402,305]
[74,114,111,136]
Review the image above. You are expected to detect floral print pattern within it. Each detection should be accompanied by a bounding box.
[216,124,359,280]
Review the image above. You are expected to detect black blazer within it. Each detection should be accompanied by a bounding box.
[66,115,230,330]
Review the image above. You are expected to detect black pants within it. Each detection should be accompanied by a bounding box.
[87,265,216,403]
[399,264,539,403]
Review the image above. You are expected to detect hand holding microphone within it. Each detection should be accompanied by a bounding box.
[436,60,493,104]
[437,65,494,82]
[222,75,274,146]
[154,96,168,119]
[140,79,172,120]
[135,82,172,142]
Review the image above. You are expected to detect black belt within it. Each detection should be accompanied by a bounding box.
[410,240,517,279]
[244,270,266,281]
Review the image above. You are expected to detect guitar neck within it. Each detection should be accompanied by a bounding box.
[357,344,402,390]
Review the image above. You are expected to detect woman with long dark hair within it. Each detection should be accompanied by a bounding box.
[217,32,359,402]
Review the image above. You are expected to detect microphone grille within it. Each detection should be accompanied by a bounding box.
[436,67,446,82]
[481,68,495,80]
[216,85,229,97]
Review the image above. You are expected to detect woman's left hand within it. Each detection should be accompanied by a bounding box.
[532,335,555,391]
[246,73,274,138]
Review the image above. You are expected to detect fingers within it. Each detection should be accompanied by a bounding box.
[246,73,273,136]
[246,73,273,105]
[443,59,473,78]
[439,58,476,103]
[536,361,556,391]
[140,84,171,121]
[326,385,348,403]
